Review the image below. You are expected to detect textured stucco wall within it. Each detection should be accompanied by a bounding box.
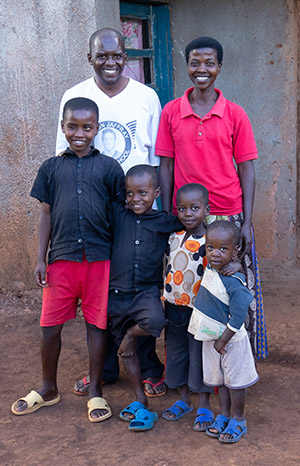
[0,0,120,290]
[169,0,298,265]
[0,0,298,291]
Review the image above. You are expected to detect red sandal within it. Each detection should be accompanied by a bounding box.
[143,378,167,398]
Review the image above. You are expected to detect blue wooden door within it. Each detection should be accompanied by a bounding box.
[120,1,173,106]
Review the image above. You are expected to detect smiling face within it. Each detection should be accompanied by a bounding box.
[205,228,238,271]
[61,109,99,157]
[187,47,222,91]
[177,190,210,235]
[88,32,127,88]
[126,174,160,215]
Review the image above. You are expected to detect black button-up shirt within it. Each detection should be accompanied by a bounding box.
[30,148,125,263]
[109,204,183,292]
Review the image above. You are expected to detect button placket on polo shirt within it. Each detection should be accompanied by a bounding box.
[196,112,213,143]
[197,119,204,142]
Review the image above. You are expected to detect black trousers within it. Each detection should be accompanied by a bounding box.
[102,320,164,384]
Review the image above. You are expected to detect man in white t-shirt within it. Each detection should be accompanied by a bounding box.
[56,28,161,174]
[56,28,165,397]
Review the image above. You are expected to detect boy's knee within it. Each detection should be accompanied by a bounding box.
[86,322,105,333]
[144,313,165,336]
[41,324,63,339]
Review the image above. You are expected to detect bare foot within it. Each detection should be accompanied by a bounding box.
[208,426,219,434]
[193,408,214,431]
[121,411,135,420]
[143,377,166,397]
[87,397,112,423]
[14,389,58,413]
[163,400,192,420]
[15,400,30,413]
[194,419,212,430]
[219,419,245,441]
[220,430,238,440]
[163,405,186,420]
[121,406,147,420]
[118,331,135,357]
[120,400,147,421]
[89,407,110,420]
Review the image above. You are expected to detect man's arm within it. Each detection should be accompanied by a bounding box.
[148,91,162,167]
[34,202,52,287]
[237,160,255,258]
[158,157,174,212]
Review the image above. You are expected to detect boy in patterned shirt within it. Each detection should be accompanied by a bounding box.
[162,184,240,432]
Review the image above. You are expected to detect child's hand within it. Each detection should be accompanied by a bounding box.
[34,261,48,288]
[214,328,235,353]
[219,261,242,276]
[214,339,227,354]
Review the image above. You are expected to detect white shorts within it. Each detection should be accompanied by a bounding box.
[202,335,259,389]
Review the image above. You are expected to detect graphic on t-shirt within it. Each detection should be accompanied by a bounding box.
[126,121,137,149]
[98,120,137,164]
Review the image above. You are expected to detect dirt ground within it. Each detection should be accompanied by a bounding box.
[1,265,300,466]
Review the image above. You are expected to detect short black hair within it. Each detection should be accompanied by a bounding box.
[62,98,99,120]
[206,220,240,246]
[185,36,223,64]
[177,183,209,205]
[89,28,125,54]
[126,164,159,188]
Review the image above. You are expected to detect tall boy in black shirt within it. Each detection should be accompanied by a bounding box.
[11,98,125,423]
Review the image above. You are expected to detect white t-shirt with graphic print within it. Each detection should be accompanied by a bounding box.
[56,77,161,173]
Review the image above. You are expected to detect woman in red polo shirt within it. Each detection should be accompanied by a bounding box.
[156,36,267,360]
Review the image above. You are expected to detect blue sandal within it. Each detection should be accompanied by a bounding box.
[193,408,214,431]
[128,409,158,431]
[162,400,193,421]
[206,414,231,438]
[219,418,247,443]
[119,401,145,422]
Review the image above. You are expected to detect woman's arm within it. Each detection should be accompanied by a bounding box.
[158,157,174,212]
[237,160,255,257]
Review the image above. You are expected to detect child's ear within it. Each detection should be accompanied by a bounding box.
[61,120,65,133]
[154,186,161,199]
[205,204,210,216]
[96,123,100,134]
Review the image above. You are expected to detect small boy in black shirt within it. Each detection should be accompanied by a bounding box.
[11,97,125,423]
[112,165,182,431]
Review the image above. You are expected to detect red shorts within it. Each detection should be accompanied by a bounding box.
[40,257,110,329]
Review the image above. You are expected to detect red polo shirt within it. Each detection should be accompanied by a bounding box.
[155,88,258,215]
